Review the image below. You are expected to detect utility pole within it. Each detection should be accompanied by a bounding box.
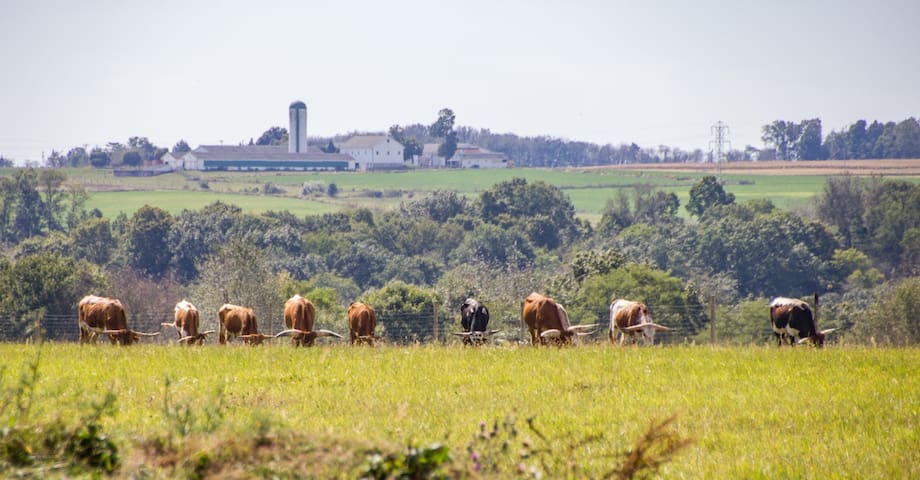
[709,121,731,176]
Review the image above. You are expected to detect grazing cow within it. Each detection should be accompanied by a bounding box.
[452,298,500,345]
[522,292,596,345]
[769,294,835,347]
[274,294,343,346]
[217,304,269,345]
[78,295,160,345]
[347,302,377,345]
[161,300,213,345]
[609,299,671,345]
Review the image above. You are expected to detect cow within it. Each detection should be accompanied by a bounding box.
[522,292,596,345]
[161,300,213,345]
[274,294,343,346]
[452,298,500,345]
[78,295,160,345]
[609,299,671,345]
[769,294,836,347]
[348,302,377,345]
[217,304,269,345]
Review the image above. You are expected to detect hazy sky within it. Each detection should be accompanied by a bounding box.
[1,0,918,163]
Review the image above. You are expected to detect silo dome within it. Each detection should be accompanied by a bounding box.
[290,100,306,109]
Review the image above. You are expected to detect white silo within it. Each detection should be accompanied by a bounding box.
[289,100,308,153]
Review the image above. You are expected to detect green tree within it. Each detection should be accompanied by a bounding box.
[122,151,142,167]
[256,126,288,146]
[0,253,108,338]
[89,147,111,167]
[892,118,920,158]
[123,205,174,277]
[686,176,735,218]
[191,239,282,333]
[476,177,585,249]
[172,139,191,153]
[168,201,244,282]
[72,217,117,266]
[429,108,458,160]
[66,147,88,167]
[38,169,67,232]
[450,222,535,269]
[362,280,440,343]
[852,277,920,345]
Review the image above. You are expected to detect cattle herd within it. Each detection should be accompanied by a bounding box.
[75,291,836,347]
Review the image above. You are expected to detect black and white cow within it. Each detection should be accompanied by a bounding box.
[769,294,836,347]
[452,298,499,345]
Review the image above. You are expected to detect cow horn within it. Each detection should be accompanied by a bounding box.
[132,330,161,337]
[452,332,474,337]
[820,328,837,335]
[623,324,647,331]
[101,329,128,334]
[568,324,597,332]
[540,329,562,338]
[178,335,196,343]
[650,323,671,331]
[575,330,596,337]
[161,322,177,328]
[275,328,308,337]
[316,329,343,338]
[798,337,812,344]
[486,329,501,336]
[200,330,216,336]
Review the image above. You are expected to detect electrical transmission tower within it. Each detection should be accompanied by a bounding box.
[709,121,731,175]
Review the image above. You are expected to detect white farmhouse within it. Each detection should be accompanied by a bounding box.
[337,134,405,170]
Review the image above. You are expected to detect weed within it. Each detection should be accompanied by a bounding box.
[361,443,453,480]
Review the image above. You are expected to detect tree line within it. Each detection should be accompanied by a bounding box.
[761,117,920,161]
[1,169,918,345]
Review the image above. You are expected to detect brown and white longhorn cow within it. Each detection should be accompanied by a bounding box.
[274,294,343,346]
[78,295,160,345]
[522,292,596,345]
[769,294,836,347]
[161,300,213,345]
[609,299,671,345]
[217,304,269,345]
[347,302,377,345]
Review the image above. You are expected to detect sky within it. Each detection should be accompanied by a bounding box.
[1,0,918,164]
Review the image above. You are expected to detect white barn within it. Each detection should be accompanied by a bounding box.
[337,134,405,170]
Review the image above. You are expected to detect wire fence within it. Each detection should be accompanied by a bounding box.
[0,304,718,345]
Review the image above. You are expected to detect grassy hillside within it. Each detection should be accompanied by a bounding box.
[1,343,916,478]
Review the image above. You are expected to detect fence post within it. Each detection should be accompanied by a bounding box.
[709,296,716,345]
[433,303,439,343]
[34,310,43,344]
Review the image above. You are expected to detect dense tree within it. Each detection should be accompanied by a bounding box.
[66,147,88,167]
[686,176,735,218]
[389,125,423,161]
[851,277,920,345]
[71,217,117,266]
[89,147,111,168]
[0,253,107,322]
[122,151,142,167]
[172,140,191,153]
[123,205,174,277]
[429,108,458,160]
[362,280,440,343]
[476,177,586,248]
[38,169,67,232]
[256,126,288,146]
[450,223,535,269]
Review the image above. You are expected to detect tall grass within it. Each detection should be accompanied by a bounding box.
[0,343,916,477]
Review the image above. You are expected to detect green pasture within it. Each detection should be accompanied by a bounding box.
[70,167,856,221]
[1,343,917,478]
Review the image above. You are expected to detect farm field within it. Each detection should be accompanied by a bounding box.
[1,343,917,478]
[48,164,915,221]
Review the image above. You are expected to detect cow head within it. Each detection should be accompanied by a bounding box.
[797,328,837,347]
[102,328,161,345]
[622,322,672,345]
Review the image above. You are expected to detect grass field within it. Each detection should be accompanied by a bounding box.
[1,343,917,478]
[66,167,858,221]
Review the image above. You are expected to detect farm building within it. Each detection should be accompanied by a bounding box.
[448,143,509,169]
[165,144,355,171]
[337,134,406,171]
